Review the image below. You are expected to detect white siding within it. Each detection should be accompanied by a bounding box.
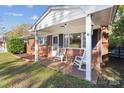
[37,8,84,30]
[36,5,113,30]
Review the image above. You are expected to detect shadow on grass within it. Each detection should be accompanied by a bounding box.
[97,57,124,88]
[40,72,94,88]
[0,60,57,88]
[0,58,34,87]
[0,58,22,67]
[0,53,94,88]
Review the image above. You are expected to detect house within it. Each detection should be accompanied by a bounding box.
[20,35,35,55]
[28,5,118,81]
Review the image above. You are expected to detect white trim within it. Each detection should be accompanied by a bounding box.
[63,33,82,48]
[63,34,68,48]
[32,6,82,30]
[85,14,92,81]
[32,8,51,30]
[65,48,84,50]
[32,5,115,30]
[35,28,39,62]
[38,36,48,45]
[81,32,83,48]
[100,29,103,63]
[52,35,59,57]
[62,34,64,48]
[68,33,70,48]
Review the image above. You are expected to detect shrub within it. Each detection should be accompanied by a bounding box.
[7,38,25,54]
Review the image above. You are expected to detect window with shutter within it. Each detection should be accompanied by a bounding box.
[59,34,63,48]
[83,32,86,48]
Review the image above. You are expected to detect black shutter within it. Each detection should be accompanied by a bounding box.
[92,30,97,49]
[47,35,52,45]
[59,34,63,48]
[83,32,86,48]
[47,36,50,45]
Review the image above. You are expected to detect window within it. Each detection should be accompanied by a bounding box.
[63,32,86,48]
[59,34,63,48]
[64,33,81,48]
[69,33,81,48]
[64,34,69,48]
[39,36,47,45]
[53,36,58,44]
[83,32,86,48]
[44,37,47,44]
[39,37,43,44]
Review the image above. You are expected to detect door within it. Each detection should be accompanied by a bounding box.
[52,35,59,57]
[92,29,98,49]
[92,29,102,72]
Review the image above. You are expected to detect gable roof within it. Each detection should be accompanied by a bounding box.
[31,5,83,30]
[31,5,118,30]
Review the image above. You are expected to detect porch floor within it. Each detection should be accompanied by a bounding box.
[16,53,98,83]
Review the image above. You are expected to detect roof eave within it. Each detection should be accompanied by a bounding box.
[110,5,119,24]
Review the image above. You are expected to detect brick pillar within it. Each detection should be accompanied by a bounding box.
[101,26,109,65]
[92,29,101,75]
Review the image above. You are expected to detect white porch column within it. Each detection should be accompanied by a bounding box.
[85,14,92,81]
[35,25,39,62]
[4,42,7,52]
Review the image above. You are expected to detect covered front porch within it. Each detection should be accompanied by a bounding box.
[15,53,98,82]
[39,57,98,83]
[31,5,117,81]
[37,17,86,61]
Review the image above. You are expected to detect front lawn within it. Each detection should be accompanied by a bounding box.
[97,57,124,88]
[0,53,93,88]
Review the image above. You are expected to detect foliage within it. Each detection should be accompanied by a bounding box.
[5,24,31,40]
[109,29,124,47]
[118,5,124,16]
[110,5,124,47]
[7,38,25,54]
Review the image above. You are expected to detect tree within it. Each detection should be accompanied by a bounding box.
[110,5,124,47]
[5,24,31,40]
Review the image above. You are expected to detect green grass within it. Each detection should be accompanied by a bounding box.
[97,57,124,88]
[0,53,93,88]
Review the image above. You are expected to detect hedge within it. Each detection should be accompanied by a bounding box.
[7,38,25,54]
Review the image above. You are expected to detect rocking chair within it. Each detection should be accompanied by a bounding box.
[54,48,67,62]
[73,50,87,71]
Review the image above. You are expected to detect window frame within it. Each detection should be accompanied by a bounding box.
[39,36,47,45]
[69,33,81,48]
[82,32,86,49]
[63,32,86,49]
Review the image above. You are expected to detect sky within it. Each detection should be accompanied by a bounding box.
[0,5,49,34]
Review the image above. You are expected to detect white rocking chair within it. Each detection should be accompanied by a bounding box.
[73,50,87,71]
[54,48,67,62]
[58,48,67,62]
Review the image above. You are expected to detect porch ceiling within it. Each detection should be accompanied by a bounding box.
[38,17,86,36]
[92,7,114,26]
